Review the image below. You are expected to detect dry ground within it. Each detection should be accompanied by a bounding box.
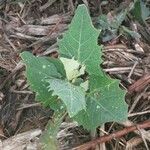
[0,0,149,150]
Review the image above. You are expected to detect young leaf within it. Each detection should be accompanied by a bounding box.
[140,1,150,21]
[21,52,65,110]
[21,4,128,135]
[74,75,128,131]
[47,79,86,117]
[58,4,128,131]
[108,10,127,29]
[58,4,102,75]
[97,9,127,42]
[122,26,141,39]
[60,57,85,81]
[131,0,150,22]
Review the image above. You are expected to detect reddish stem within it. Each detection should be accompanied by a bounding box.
[73,120,150,150]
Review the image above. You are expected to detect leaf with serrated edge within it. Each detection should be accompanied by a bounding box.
[74,75,128,131]
[47,79,86,117]
[21,52,65,110]
[58,4,102,75]
[21,4,128,133]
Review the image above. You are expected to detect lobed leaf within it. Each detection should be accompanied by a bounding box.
[58,4,102,76]
[47,78,86,117]
[21,52,65,110]
[21,4,128,133]
[74,75,128,131]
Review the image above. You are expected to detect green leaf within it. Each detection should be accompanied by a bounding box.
[21,52,65,110]
[80,80,89,92]
[122,26,141,39]
[140,1,150,21]
[58,4,102,75]
[47,79,86,117]
[98,15,110,30]
[21,4,128,135]
[131,0,150,22]
[40,112,65,150]
[60,57,85,81]
[74,75,128,131]
[97,10,127,42]
[109,10,127,29]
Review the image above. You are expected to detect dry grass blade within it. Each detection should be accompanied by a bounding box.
[128,74,150,93]
[126,137,143,150]
[40,0,57,12]
[137,127,149,150]
[128,110,150,117]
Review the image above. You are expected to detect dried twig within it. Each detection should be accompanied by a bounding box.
[122,120,150,142]
[128,87,148,113]
[128,110,150,117]
[127,61,138,79]
[73,120,150,150]
[0,62,24,90]
[17,103,41,110]
[137,127,149,150]
[0,129,41,150]
[128,74,150,93]
[27,19,64,48]
[40,0,57,12]
[126,137,143,150]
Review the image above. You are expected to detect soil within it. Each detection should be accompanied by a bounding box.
[0,0,149,150]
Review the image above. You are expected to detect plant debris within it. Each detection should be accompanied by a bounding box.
[0,0,150,150]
